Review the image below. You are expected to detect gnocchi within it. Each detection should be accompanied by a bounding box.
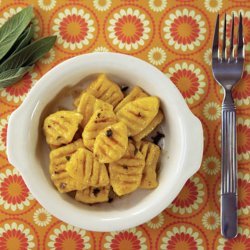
[43,74,164,204]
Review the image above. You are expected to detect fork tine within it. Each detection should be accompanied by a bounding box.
[237,12,244,59]
[212,14,219,59]
[229,13,234,59]
[222,14,227,60]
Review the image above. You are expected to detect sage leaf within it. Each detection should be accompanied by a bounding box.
[0,24,34,64]
[0,6,33,61]
[0,66,32,88]
[13,24,34,54]
[0,36,57,72]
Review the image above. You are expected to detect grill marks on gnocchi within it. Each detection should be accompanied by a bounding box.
[43,74,164,203]
[133,110,164,142]
[109,142,145,196]
[49,139,84,193]
[77,92,113,127]
[83,109,117,151]
[44,111,83,146]
[136,141,161,189]
[66,148,109,187]
[86,74,124,107]
[94,122,128,163]
[114,86,148,113]
[116,96,160,136]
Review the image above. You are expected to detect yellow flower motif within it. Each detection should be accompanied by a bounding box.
[148,47,167,66]
[93,0,112,12]
[204,0,222,13]
[203,102,221,121]
[148,0,167,12]
[202,156,220,175]
[202,211,220,230]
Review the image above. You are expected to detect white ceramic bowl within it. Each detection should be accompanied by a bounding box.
[7,53,203,232]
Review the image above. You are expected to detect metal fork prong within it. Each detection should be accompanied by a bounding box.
[230,13,234,59]
[238,12,244,59]
[222,14,227,60]
[212,14,219,59]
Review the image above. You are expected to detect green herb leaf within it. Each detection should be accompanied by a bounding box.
[0,66,32,88]
[0,6,33,61]
[0,24,34,64]
[0,36,57,72]
[12,24,34,54]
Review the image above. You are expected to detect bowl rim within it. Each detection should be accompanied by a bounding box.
[7,52,203,231]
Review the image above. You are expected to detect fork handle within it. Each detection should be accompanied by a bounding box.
[221,90,238,239]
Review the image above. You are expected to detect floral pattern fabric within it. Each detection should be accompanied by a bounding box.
[0,0,249,249]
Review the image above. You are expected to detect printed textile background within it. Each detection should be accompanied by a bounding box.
[0,0,249,249]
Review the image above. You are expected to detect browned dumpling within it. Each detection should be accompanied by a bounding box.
[133,110,163,141]
[86,74,124,107]
[116,96,160,136]
[109,142,145,196]
[44,110,82,146]
[76,92,113,127]
[136,141,160,189]
[82,109,117,151]
[114,86,148,113]
[94,122,128,163]
[65,148,109,187]
[49,139,84,193]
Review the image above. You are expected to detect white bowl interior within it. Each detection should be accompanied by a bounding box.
[7,53,203,231]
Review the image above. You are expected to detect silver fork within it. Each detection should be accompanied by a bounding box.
[212,13,244,239]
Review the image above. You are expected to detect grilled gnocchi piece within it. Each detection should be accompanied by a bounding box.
[133,110,164,141]
[114,87,148,112]
[49,139,84,192]
[136,141,160,189]
[86,74,124,107]
[77,92,96,127]
[77,93,113,127]
[94,99,113,112]
[116,96,160,136]
[109,142,145,196]
[94,122,128,163]
[66,147,109,187]
[75,185,110,204]
[44,111,83,146]
[83,109,117,151]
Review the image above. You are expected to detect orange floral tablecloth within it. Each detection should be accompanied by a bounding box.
[0,0,249,249]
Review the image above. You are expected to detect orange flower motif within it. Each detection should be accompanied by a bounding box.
[48,224,91,249]
[104,228,147,250]
[53,8,95,50]
[169,176,204,214]
[114,15,144,44]
[160,226,204,249]
[108,8,150,51]
[221,11,250,52]
[233,66,250,106]
[0,72,37,103]
[60,15,88,43]
[0,116,8,151]
[163,9,206,51]
[237,118,250,160]
[239,179,250,210]
[168,232,197,249]
[0,222,35,249]
[54,230,84,250]
[238,173,250,216]
[170,16,199,45]
[0,169,34,211]
[218,227,250,250]
[166,62,206,105]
